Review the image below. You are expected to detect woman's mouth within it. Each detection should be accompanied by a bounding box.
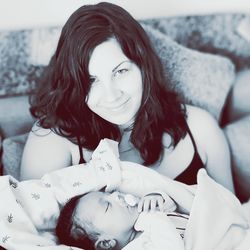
[104,98,130,112]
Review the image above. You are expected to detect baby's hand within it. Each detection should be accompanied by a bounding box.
[138,193,165,212]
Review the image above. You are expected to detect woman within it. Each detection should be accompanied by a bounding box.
[20,2,234,192]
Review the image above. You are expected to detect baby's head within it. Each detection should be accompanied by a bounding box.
[56,191,139,250]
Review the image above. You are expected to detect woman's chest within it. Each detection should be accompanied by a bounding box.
[69,134,202,180]
[119,133,205,179]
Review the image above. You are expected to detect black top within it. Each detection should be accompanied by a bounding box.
[77,126,204,185]
[77,136,85,164]
[174,126,204,184]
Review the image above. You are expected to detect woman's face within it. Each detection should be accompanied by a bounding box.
[86,38,143,127]
[75,191,138,243]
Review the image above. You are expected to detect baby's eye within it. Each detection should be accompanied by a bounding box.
[105,201,110,213]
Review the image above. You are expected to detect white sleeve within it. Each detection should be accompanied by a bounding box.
[41,139,122,205]
[123,212,185,250]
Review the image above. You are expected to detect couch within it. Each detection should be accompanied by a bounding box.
[0,13,250,202]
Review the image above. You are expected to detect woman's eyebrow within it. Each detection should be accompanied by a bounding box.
[112,60,130,73]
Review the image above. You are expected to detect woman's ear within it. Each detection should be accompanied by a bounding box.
[95,237,116,250]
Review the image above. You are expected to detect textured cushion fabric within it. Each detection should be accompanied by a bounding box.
[143,24,236,121]
[224,69,250,122]
[0,133,2,175]
[224,115,250,202]
[2,133,28,180]
[0,95,34,138]
[0,28,58,97]
[141,14,250,70]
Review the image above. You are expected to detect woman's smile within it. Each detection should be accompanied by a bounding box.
[102,97,131,113]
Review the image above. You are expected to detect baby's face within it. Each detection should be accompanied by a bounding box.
[75,191,139,243]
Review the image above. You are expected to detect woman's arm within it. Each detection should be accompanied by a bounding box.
[186,105,235,193]
[20,123,72,180]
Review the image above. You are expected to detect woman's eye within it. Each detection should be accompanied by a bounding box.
[114,68,128,77]
[89,77,99,85]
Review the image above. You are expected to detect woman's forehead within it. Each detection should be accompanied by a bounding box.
[88,39,129,76]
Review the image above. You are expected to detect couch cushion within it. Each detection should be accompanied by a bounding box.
[0,133,2,175]
[2,133,28,180]
[0,95,34,138]
[143,24,235,121]
[224,114,250,202]
[141,14,250,70]
[224,69,250,122]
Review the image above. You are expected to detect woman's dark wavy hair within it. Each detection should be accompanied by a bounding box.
[56,194,95,250]
[30,2,187,165]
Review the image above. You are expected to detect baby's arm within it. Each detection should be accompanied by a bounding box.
[42,139,122,204]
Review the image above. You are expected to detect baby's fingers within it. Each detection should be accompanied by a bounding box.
[157,198,164,211]
[137,199,143,213]
[138,198,150,212]
[150,198,157,211]
[142,198,151,212]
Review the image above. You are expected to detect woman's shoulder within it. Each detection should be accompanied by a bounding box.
[162,105,216,149]
[185,105,218,132]
[184,105,224,160]
[29,122,67,140]
[25,122,73,150]
[20,122,73,180]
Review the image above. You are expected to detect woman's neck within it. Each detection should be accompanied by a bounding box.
[118,129,133,153]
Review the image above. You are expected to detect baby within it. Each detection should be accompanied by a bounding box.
[56,191,188,250]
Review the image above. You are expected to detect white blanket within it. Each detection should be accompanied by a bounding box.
[0,139,249,249]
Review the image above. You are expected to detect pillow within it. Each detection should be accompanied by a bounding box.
[141,13,250,70]
[224,114,250,202]
[0,95,34,138]
[223,69,250,122]
[143,24,235,121]
[2,133,28,180]
[0,27,59,97]
[0,133,2,175]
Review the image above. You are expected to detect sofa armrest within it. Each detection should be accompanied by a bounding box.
[2,133,28,180]
[224,114,250,202]
[0,95,34,138]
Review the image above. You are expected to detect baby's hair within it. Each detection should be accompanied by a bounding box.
[56,194,96,250]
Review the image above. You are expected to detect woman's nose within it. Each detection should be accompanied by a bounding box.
[102,83,122,103]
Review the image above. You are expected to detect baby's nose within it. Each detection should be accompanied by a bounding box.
[109,191,121,200]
